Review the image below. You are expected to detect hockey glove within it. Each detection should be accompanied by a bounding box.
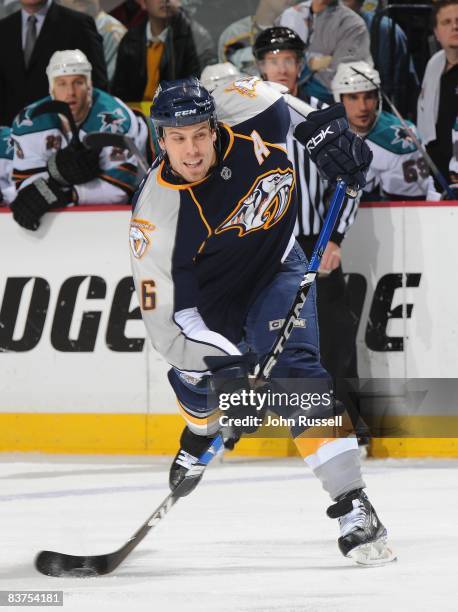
[205,354,267,435]
[294,103,372,190]
[47,143,100,186]
[11,177,73,231]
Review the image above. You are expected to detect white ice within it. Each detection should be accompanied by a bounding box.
[0,453,457,612]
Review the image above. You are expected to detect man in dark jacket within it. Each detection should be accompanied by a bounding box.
[112,0,200,102]
[0,0,108,126]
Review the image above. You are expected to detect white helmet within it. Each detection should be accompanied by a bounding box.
[331,61,381,102]
[46,49,92,95]
[200,62,241,92]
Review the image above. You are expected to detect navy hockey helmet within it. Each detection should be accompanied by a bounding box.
[150,77,217,138]
[253,26,306,61]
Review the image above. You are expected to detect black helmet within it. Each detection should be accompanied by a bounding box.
[253,26,306,61]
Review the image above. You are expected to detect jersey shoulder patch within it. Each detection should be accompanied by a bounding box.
[83,88,132,135]
[368,111,418,155]
[213,77,280,127]
[0,126,13,160]
[12,96,59,136]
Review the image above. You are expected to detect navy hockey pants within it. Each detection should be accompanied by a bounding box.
[168,241,332,435]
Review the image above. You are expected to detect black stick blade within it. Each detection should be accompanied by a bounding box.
[35,550,115,577]
[83,132,127,150]
[31,101,71,120]
[31,100,80,144]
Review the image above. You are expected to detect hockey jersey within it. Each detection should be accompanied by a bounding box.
[0,126,15,204]
[364,111,429,199]
[130,77,296,374]
[11,88,147,204]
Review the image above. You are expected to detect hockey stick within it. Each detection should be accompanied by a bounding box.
[35,435,225,577]
[350,66,455,200]
[31,100,81,147]
[84,132,149,175]
[34,180,348,578]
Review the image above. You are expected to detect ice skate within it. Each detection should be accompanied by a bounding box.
[169,427,215,497]
[327,489,397,566]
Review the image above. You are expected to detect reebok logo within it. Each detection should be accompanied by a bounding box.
[306,125,334,153]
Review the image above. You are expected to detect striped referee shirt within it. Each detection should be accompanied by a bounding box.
[287,96,361,246]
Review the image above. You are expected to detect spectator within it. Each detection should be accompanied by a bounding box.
[417,0,458,194]
[218,0,295,75]
[342,0,419,118]
[0,126,15,204]
[332,61,429,200]
[110,0,145,28]
[58,0,127,84]
[112,0,200,102]
[253,26,361,387]
[0,0,108,126]
[10,49,147,230]
[279,0,371,103]
[110,0,216,70]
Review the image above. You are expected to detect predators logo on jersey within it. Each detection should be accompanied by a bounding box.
[225,76,261,98]
[216,168,294,237]
[129,218,155,259]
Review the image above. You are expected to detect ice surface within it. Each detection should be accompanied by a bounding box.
[0,453,456,612]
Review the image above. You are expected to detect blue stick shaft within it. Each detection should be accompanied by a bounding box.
[308,180,347,272]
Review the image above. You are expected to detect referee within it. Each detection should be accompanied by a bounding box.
[253,27,361,385]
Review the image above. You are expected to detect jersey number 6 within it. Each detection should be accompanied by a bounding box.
[141,280,156,310]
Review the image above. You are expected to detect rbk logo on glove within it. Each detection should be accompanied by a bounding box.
[294,103,373,191]
[305,125,335,154]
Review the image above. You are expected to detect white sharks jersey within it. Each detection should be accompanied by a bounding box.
[130,77,295,375]
[364,111,429,199]
[11,89,148,204]
[0,126,15,204]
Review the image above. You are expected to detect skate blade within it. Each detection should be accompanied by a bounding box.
[348,537,397,566]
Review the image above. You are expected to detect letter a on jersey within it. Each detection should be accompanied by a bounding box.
[215,168,294,237]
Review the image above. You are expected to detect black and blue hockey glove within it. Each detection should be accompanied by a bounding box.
[47,143,100,186]
[11,177,73,231]
[294,103,373,190]
[205,354,267,436]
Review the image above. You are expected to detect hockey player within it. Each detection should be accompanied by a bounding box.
[130,76,395,564]
[10,49,148,231]
[331,61,429,200]
[0,126,15,204]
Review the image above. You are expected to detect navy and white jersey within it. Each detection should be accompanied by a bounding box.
[130,77,295,375]
[11,89,147,204]
[0,126,15,204]
[287,96,360,245]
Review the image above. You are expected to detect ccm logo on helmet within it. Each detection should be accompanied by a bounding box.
[306,125,334,153]
[175,109,197,117]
